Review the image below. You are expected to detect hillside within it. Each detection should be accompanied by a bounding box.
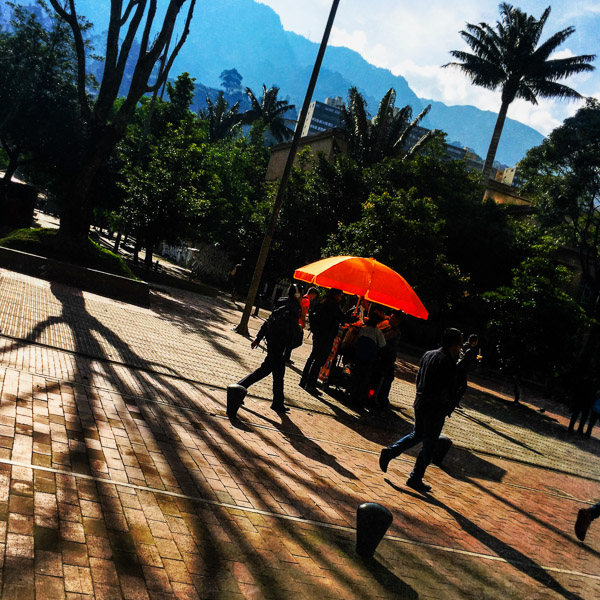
[4,0,545,165]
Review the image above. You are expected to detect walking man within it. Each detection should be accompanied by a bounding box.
[378,328,463,492]
[236,288,302,413]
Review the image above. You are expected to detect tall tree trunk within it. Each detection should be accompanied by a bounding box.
[144,239,154,270]
[482,101,509,182]
[58,125,123,244]
[113,230,122,253]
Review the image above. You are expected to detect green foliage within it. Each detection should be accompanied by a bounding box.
[198,91,242,142]
[325,189,468,311]
[219,68,243,97]
[0,1,87,182]
[446,3,595,176]
[340,87,440,167]
[243,85,295,144]
[0,227,137,279]
[483,237,588,382]
[520,98,600,307]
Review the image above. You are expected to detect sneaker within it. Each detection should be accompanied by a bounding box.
[575,508,592,541]
[270,404,290,413]
[379,448,393,473]
[406,478,432,493]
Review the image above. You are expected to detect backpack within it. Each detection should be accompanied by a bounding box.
[265,304,303,350]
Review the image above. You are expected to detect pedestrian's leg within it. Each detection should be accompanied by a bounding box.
[586,413,598,437]
[238,354,273,390]
[577,407,591,434]
[377,359,394,409]
[306,337,331,389]
[379,409,425,472]
[568,408,581,433]
[409,414,446,486]
[271,354,287,411]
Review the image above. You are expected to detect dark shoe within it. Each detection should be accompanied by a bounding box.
[305,386,322,396]
[379,448,393,473]
[406,478,432,493]
[575,508,592,541]
[270,404,290,413]
[299,380,306,389]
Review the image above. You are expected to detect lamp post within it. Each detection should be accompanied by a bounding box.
[235,0,341,335]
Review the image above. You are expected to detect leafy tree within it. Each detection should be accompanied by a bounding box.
[243,84,295,144]
[219,67,243,97]
[520,98,600,308]
[324,189,468,313]
[0,1,83,184]
[445,3,595,181]
[483,238,588,386]
[341,87,440,167]
[198,92,242,142]
[46,0,197,243]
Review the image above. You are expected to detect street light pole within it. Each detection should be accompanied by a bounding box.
[235,0,341,335]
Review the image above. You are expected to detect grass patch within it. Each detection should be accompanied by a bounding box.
[0,227,139,280]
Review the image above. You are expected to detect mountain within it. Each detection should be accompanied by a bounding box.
[8,0,545,165]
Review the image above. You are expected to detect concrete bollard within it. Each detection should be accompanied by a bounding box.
[432,435,452,466]
[226,384,247,420]
[356,502,393,557]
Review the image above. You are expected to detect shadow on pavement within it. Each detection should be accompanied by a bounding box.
[440,447,507,483]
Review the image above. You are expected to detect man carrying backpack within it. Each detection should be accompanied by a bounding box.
[236,286,302,413]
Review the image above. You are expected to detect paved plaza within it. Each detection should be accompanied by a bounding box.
[0,266,598,599]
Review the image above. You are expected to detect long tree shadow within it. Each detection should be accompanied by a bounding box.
[0,279,428,597]
[242,406,358,480]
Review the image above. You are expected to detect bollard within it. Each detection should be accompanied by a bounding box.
[432,435,452,466]
[356,502,393,557]
[226,384,247,419]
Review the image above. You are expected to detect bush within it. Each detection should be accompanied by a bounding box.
[0,227,138,280]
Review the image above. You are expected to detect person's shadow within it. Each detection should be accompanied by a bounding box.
[384,479,584,600]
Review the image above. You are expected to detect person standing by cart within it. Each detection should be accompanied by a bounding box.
[376,311,403,409]
[300,288,357,395]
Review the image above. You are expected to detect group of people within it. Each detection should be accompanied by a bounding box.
[232,284,599,540]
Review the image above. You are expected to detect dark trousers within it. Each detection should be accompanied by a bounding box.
[386,407,446,481]
[349,359,375,405]
[377,357,395,407]
[301,334,333,387]
[586,412,599,437]
[590,501,600,520]
[238,350,286,406]
[569,406,591,433]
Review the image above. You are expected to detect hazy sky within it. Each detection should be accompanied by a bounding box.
[256,1,599,136]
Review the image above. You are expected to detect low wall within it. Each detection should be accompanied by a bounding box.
[0,247,149,306]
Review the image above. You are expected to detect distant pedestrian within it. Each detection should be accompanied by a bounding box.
[236,287,302,413]
[300,288,357,395]
[231,258,249,301]
[455,334,480,409]
[575,501,600,541]
[376,311,403,410]
[378,328,463,493]
[585,394,600,438]
[568,374,596,435]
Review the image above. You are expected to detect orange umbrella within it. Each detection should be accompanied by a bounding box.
[294,256,428,320]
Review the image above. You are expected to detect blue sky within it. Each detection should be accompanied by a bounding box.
[257,1,599,136]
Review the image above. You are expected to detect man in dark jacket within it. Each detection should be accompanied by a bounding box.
[300,288,357,395]
[237,289,301,413]
[378,328,463,492]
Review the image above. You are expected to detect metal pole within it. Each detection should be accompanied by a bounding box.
[235,0,341,335]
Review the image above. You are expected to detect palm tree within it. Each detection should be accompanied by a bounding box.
[445,3,595,181]
[341,87,440,166]
[198,92,242,142]
[243,84,295,143]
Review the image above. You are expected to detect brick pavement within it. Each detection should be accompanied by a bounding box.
[0,267,599,599]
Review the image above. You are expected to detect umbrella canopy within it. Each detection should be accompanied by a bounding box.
[294,256,428,320]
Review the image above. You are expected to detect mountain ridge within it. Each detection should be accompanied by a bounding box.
[4,0,545,165]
